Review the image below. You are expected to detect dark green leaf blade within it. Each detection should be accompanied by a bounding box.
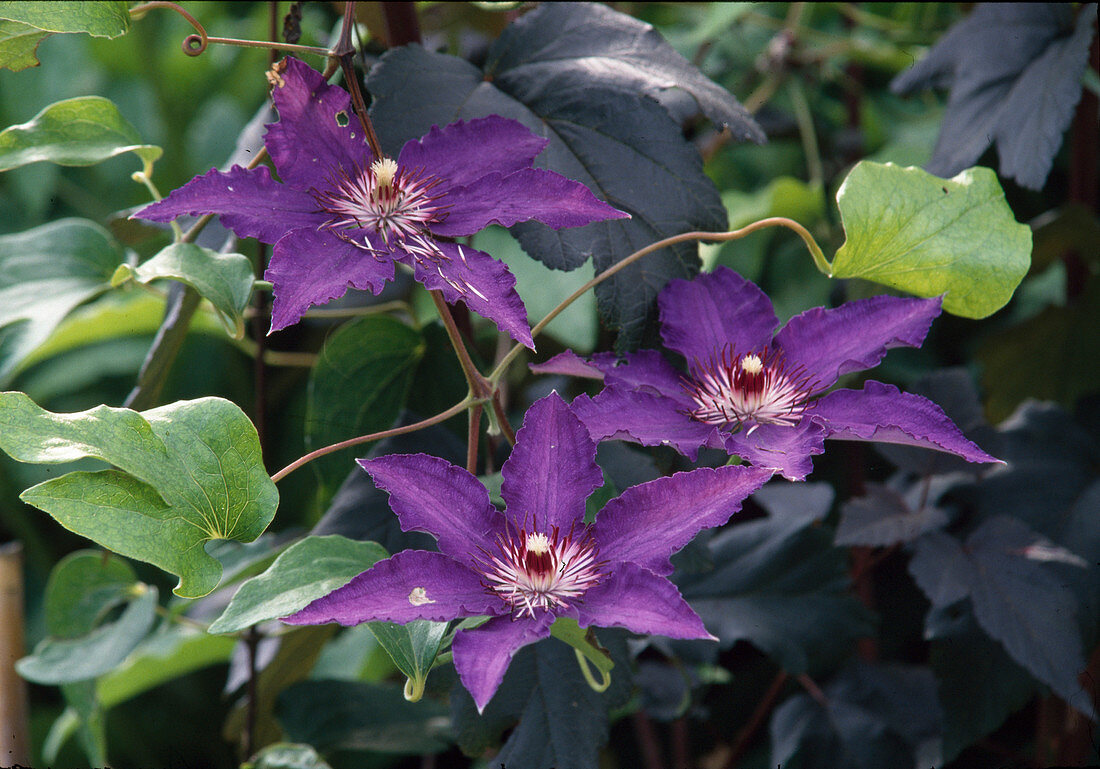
[208,535,387,634]
[831,162,1031,319]
[279,680,452,755]
[367,22,734,348]
[0,1,130,37]
[0,95,161,171]
[0,218,124,384]
[305,316,423,499]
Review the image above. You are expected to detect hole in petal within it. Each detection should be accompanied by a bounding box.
[335,110,349,127]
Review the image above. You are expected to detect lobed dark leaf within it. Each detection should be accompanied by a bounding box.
[891,3,1097,189]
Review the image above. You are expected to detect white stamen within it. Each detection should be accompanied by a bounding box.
[685,346,817,429]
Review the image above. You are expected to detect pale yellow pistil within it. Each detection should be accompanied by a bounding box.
[371,157,399,192]
[740,354,763,375]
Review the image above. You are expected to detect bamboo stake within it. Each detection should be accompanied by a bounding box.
[0,542,30,768]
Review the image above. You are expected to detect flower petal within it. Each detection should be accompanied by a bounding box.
[283,550,500,626]
[501,392,604,534]
[659,266,777,366]
[265,57,373,187]
[397,240,534,348]
[774,294,942,388]
[133,166,320,244]
[575,562,713,640]
[430,168,629,237]
[529,350,606,380]
[359,454,503,568]
[452,612,554,713]
[591,464,771,576]
[397,116,549,194]
[722,419,827,482]
[265,227,395,332]
[571,389,717,460]
[813,382,1002,464]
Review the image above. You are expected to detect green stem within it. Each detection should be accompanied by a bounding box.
[575,648,612,693]
[550,617,614,681]
[488,219,830,384]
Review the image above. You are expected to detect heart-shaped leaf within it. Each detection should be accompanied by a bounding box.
[829,162,1030,319]
[0,392,278,598]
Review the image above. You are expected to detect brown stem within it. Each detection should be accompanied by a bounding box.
[467,403,483,475]
[242,626,261,759]
[723,670,788,769]
[633,710,666,769]
[381,2,422,47]
[336,2,384,159]
[270,398,471,482]
[429,290,492,400]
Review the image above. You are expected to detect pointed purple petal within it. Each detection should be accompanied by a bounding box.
[659,267,777,366]
[529,350,606,380]
[572,390,717,460]
[813,382,1002,464]
[591,465,772,576]
[430,168,629,237]
[774,295,942,388]
[576,562,714,640]
[359,454,503,568]
[500,392,603,533]
[134,166,320,244]
[283,550,501,626]
[397,116,548,194]
[399,240,534,348]
[265,57,372,187]
[452,613,554,713]
[722,419,827,482]
[265,227,394,332]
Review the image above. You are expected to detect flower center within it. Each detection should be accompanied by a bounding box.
[685,345,817,431]
[479,524,606,619]
[314,157,448,250]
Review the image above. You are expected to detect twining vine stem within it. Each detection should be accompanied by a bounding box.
[270,219,830,483]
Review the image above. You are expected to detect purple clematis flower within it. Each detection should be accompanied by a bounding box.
[284,392,771,712]
[134,57,628,348]
[536,267,1000,481]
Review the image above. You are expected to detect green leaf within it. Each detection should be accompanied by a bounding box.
[60,681,108,767]
[114,243,255,338]
[472,226,598,352]
[829,162,1031,318]
[306,316,424,499]
[0,218,124,384]
[0,95,161,172]
[0,1,130,37]
[97,626,236,707]
[0,19,49,71]
[245,743,334,769]
[42,550,138,637]
[278,680,452,755]
[368,619,449,701]
[17,587,157,683]
[0,392,278,598]
[208,535,387,634]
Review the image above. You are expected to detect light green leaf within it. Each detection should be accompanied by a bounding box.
[59,681,107,767]
[474,225,598,352]
[829,162,1031,318]
[114,243,255,338]
[97,626,237,707]
[0,95,161,171]
[209,535,387,634]
[18,587,157,684]
[0,18,49,71]
[0,392,279,597]
[246,743,334,769]
[368,619,449,701]
[43,550,137,637]
[306,316,424,499]
[0,1,130,37]
[0,218,124,384]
